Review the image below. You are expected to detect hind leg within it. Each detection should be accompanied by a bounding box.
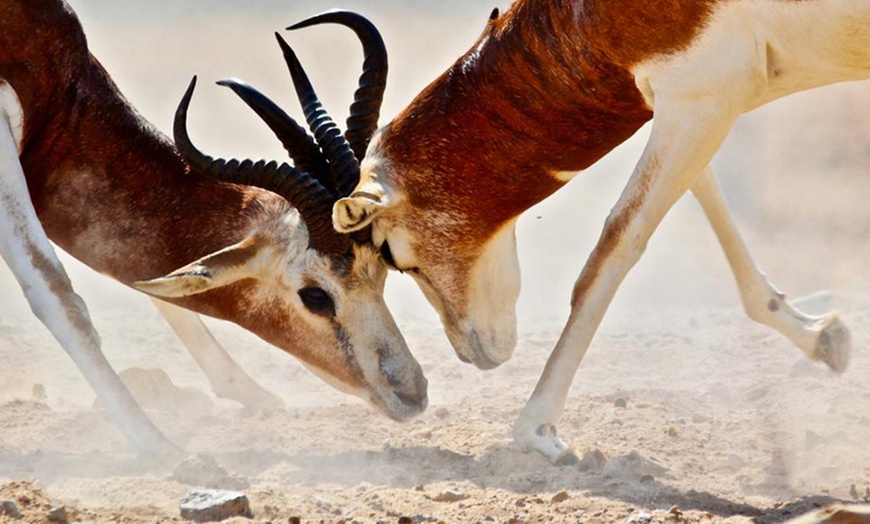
[151,298,283,409]
[691,166,850,372]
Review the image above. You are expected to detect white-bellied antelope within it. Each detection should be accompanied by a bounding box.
[332,0,869,464]
[0,0,426,456]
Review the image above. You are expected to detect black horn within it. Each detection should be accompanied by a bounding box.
[174,76,350,255]
[288,11,388,163]
[275,33,360,199]
[215,78,332,188]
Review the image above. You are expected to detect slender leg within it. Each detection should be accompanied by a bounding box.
[691,166,850,371]
[0,116,178,457]
[513,95,740,463]
[151,298,283,409]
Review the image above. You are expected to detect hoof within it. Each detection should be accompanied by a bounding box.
[815,316,851,373]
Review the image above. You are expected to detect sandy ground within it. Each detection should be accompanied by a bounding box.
[1,1,870,522]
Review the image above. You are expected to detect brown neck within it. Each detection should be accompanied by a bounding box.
[381,0,655,226]
[1,0,289,323]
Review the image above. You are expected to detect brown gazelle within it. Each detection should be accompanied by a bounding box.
[0,0,426,456]
[333,0,870,463]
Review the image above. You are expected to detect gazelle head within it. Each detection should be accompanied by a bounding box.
[333,147,521,371]
[331,11,556,370]
[137,12,427,420]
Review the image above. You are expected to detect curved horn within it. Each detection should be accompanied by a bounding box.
[288,11,388,162]
[174,76,350,254]
[215,78,332,187]
[275,33,361,199]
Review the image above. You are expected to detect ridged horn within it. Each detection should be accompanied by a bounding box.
[275,33,361,199]
[215,78,332,188]
[173,76,350,255]
[288,11,388,163]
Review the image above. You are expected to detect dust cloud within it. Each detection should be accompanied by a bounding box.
[0,1,868,522]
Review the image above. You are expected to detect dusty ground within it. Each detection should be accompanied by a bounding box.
[1,1,869,522]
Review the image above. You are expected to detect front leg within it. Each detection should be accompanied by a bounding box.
[151,298,283,409]
[691,167,850,372]
[0,112,178,457]
[513,97,740,464]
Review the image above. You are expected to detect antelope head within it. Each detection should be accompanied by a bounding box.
[331,10,549,370]
[137,12,428,420]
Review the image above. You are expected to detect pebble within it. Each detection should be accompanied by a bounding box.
[0,500,20,519]
[431,489,468,502]
[434,407,450,419]
[551,491,570,504]
[179,489,252,522]
[47,506,68,523]
[614,398,628,408]
[625,512,652,523]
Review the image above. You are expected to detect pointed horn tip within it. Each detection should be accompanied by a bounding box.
[490,7,500,21]
[215,77,245,88]
[286,9,363,31]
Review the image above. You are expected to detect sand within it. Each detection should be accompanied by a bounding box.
[1,1,869,522]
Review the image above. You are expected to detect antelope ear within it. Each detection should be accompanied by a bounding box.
[333,183,392,233]
[135,236,268,297]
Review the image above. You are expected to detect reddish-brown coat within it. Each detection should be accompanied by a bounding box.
[0,0,361,386]
[377,0,726,238]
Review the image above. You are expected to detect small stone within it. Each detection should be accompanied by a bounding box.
[639,475,655,483]
[398,517,412,524]
[47,506,68,523]
[625,512,652,523]
[0,500,21,519]
[179,489,252,522]
[666,425,678,437]
[669,505,683,518]
[171,454,249,490]
[551,491,569,504]
[431,489,468,503]
[414,485,425,492]
[614,398,627,408]
[434,407,450,419]
[288,518,300,524]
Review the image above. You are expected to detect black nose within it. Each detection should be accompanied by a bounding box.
[393,373,428,408]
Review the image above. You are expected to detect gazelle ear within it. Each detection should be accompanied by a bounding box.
[333,181,393,233]
[135,236,268,297]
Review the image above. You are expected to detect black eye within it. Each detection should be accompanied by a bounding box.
[380,241,398,270]
[298,287,336,317]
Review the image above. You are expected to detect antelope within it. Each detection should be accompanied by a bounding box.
[0,0,426,457]
[332,0,870,464]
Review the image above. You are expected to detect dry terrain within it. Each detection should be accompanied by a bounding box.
[1,1,869,522]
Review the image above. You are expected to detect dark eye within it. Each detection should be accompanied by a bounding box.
[298,287,336,317]
[380,241,398,270]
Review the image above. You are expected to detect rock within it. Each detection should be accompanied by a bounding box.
[551,491,570,504]
[47,506,68,523]
[614,398,628,408]
[434,407,450,419]
[171,455,249,490]
[625,512,652,523]
[96,368,214,417]
[431,489,468,502]
[0,500,21,519]
[179,489,252,522]
[603,451,672,481]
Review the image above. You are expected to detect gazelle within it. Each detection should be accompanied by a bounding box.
[333,0,870,463]
[0,0,426,456]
